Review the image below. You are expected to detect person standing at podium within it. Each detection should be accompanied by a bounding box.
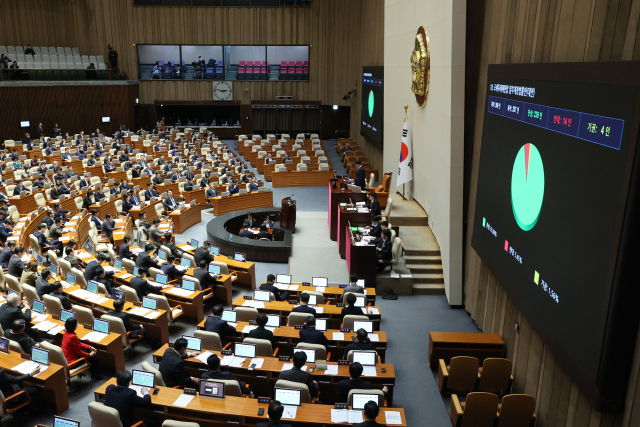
[354,160,366,189]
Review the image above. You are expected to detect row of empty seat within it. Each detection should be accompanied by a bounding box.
[7,54,105,64]
[11,62,107,70]
[2,46,80,56]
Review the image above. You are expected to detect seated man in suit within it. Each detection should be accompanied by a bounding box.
[299,316,329,347]
[34,223,62,255]
[0,240,16,268]
[184,177,195,191]
[161,254,183,281]
[0,219,13,244]
[256,401,292,427]
[292,292,316,316]
[248,177,260,193]
[163,189,179,211]
[129,267,164,300]
[76,147,87,160]
[0,358,41,413]
[119,235,136,260]
[375,229,393,272]
[343,274,365,295]
[242,212,257,229]
[103,158,116,173]
[343,328,377,359]
[136,244,161,270]
[248,313,275,345]
[61,148,72,162]
[64,247,82,271]
[5,319,38,355]
[53,202,70,224]
[13,180,30,196]
[158,338,201,389]
[277,351,319,399]
[341,292,372,318]
[260,274,289,301]
[48,281,72,310]
[92,266,114,294]
[366,192,381,217]
[282,153,293,163]
[121,192,136,214]
[86,154,97,166]
[107,299,157,349]
[94,187,106,202]
[257,225,271,240]
[152,171,164,185]
[353,160,366,189]
[202,354,252,396]
[102,213,117,244]
[144,183,155,200]
[193,260,218,294]
[204,304,239,345]
[353,401,387,427]
[227,179,240,195]
[194,240,214,265]
[366,216,382,239]
[84,253,114,281]
[264,153,277,165]
[35,269,53,300]
[205,182,219,199]
[338,362,388,404]
[104,370,156,427]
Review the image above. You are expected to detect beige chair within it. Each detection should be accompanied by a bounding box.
[234,307,259,322]
[5,275,22,296]
[296,163,308,171]
[75,196,83,211]
[497,394,536,427]
[287,312,309,327]
[58,258,73,280]
[34,192,47,206]
[181,252,195,267]
[319,164,330,171]
[380,197,393,222]
[296,343,329,360]
[377,237,402,273]
[0,387,32,417]
[102,314,143,349]
[0,269,6,291]
[21,284,39,306]
[122,258,136,273]
[274,379,314,403]
[194,330,224,351]
[141,361,166,387]
[88,402,132,427]
[43,294,63,316]
[450,392,499,427]
[72,305,95,325]
[301,290,324,304]
[342,315,369,330]
[439,356,480,394]
[162,421,201,427]
[207,379,245,397]
[347,388,385,407]
[47,249,60,268]
[147,293,183,322]
[244,337,276,357]
[347,349,378,364]
[90,176,101,186]
[9,339,25,354]
[40,341,91,391]
[119,284,140,303]
[477,358,513,395]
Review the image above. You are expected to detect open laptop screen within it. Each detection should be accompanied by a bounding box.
[54,416,80,427]
[199,380,225,398]
[235,343,256,358]
[312,277,328,287]
[274,387,302,407]
[352,321,374,333]
[352,351,377,366]
[276,274,291,284]
[182,335,202,351]
[221,310,237,323]
[132,369,155,388]
[293,348,316,364]
[60,309,74,322]
[352,393,380,410]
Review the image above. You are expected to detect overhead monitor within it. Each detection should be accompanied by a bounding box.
[20,121,30,128]
[471,62,640,412]
[101,117,111,123]
[360,66,384,147]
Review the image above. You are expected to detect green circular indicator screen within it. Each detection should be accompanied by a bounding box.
[511,143,545,231]
[368,90,374,117]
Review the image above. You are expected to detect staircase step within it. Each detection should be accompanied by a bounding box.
[412,284,446,295]
[404,249,441,256]
[411,273,445,284]
[405,255,442,265]
[407,266,444,275]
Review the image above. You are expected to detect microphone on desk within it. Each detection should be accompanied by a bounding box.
[349,198,354,207]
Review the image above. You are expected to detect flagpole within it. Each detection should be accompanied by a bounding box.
[402,105,408,201]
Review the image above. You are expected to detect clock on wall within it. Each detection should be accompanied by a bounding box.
[410,25,430,107]
[213,81,233,101]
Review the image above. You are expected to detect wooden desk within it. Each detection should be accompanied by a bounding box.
[63,159,85,175]
[264,162,333,181]
[428,332,506,366]
[89,196,121,219]
[0,348,69,414]
[181,266,234,306]
[338,206,372,259]
[259,282,377,305]
[211,191,274,216]
[328,180,368,241]
[152,344,396,405]
[196,320,388,362]
[30,313,125,373]
[182,188,207,206]
[156,182,180,196]
[47,194,78,213]
[129,201,161,222]
[9,192,38,214]
[231,297,382,331]
[170,204,202,234]
[346,233,377,289]
[106,170,128,183]
[271,170,336,188]
[85,165,105,179]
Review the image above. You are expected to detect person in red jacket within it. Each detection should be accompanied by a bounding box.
[61,318,101,381]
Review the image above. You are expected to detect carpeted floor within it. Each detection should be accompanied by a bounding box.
[8,139,481,426]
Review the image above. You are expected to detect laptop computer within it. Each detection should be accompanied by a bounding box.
[50,263,59,277]
[31,347,50,366]
[355,296,366,307]
[254,290,270,302]
[158,249,167,260]
[53,416,80,427]
[112,289,126,301]
[33,300,45,314]
[182,335,202,351]
[180,258,191,268]
[113,259,123,272]
[199,380,225,398]
[60,309,75,322]
[155,273,168,286]
[312,277,328,288]
[142,297,157,310]
[234,252,246,262]
[129,369,156,397]
[86,281,99,294]
[8,289,19,296]
[208,264,221,275]
[274,387,302,407]
[0,337,9,354]
[353,321,374,333]
[266,314,280,328]
[210,246,220,256]
[133,266,140,276]
[65,272,76,286]
[352,351,377,366]
[293,348,316,364]
[276,274,291,285]
[234,343,256,358]
[352,392,380,410]
[94,319,109,334]
[315,319,327,332]
[190,238,199,248]
[182,279,196,291]
[221,310,237,323]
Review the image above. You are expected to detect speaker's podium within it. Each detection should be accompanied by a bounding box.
[280,197,297,233]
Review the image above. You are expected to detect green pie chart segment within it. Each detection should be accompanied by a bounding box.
[368,90,374,117]
[511,143,545,231]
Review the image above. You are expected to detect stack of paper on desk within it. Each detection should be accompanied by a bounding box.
[220,356,246,367]
[13,361,47,376]
[331,409,363,424]
[167,288,194,298]
[83,331,109,343]
[127,307,152,317]
[47,325,65,336]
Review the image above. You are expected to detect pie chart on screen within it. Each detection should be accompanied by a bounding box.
[511,143,545,231]
[368,90,374,117]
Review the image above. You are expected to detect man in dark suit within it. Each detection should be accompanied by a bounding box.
[228,179,240,195]
[48,282,72,310]
[204,305,239,344]
[102,213,117,244]
[35,269,53,300]
[242,213,257,229]
[129,267,163,300]
[136,244,160,270]
[354,160,366,189]
[339,362,388,409]
[5,319,37,355]
[90,209,102,231]
[299,316,329,347]
[260,274,289,301]
[343,274,365,296]
[248,314,275,344]
[104,370,156,427]
[375,230,393,272]
[248,177,260,193]
[277,351,319,398]
[366,192,381,217]
[119,235,136,260]
[37,123,44,138]
[107,299,157,349]
[84,253,114,281]
[160,255,182,280]
[163,190,179,211]
[0,293,32,334]
[8,246,28,277]
[343,328,377,359]
[0,219,13,244]
[13,180,29,196]
[202,354,252,396]
[194,241,214,265]
[352,401,387,427]
[256,401,292,427]
[367,217,382,239]
[0,241,16,268]
[205,183,219,199]
[193,260,218,294]
[292,292,316,316]
[94,187,106,202]
[64,247,81,271]
[342,293,370,318]
[0,361,41,412]
[158,338,200,389]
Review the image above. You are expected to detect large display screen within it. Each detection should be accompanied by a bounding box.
[360,66,384,146]
[472,62,640,411]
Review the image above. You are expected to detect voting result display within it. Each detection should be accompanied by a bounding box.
[472,62,640,412]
